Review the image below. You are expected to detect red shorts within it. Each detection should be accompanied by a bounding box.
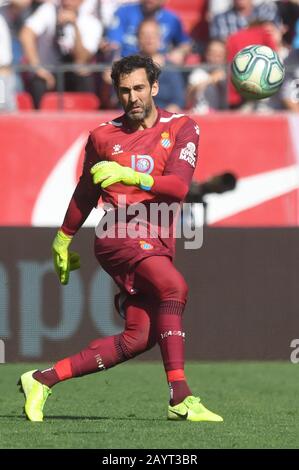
[94,233,173,294]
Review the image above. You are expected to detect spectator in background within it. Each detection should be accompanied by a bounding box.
[137,18,185,111]
[186,39,227,114]
[276,0,299,46]
[280,47,299,111]
[0,13,17,110]
[19,0,103,108]
[292,4,299,48]
[210,0,281,40]
[0,0,35,92]
[80,1,140,62]
[106,0,191,65]
[0,0,33,65]
[80,0,137,28]
[209,0,284,19]
[80,0,118,28]
[209,0,232,18]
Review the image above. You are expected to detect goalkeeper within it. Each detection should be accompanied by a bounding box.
[19,55,223,424]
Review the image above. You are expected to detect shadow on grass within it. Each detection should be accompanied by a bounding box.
[0,414,163,422]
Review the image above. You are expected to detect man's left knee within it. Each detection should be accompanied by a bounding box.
[160,276,188,303]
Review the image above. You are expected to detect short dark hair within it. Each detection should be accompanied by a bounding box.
[111,55,161,89]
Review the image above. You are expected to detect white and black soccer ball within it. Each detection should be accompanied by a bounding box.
[231,44,285,100]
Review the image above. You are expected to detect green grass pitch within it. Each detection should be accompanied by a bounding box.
[0,362,298,449]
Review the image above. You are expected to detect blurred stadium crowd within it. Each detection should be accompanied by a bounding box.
[1,0,299,112]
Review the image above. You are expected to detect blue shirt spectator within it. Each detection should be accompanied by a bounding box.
[292,17,299,49]
[210,0,281,40]
[137,17,185,112]
[154,66,185,110]
[107,1,190,58]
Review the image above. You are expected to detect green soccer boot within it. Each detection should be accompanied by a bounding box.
[168,395,223,422]
[18,370,52,422]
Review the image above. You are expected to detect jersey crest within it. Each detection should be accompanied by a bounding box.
[160,132,171,149]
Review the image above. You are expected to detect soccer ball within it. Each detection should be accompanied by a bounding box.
[231,44,285,100]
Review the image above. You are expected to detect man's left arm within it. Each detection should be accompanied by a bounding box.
[150,118,199,201]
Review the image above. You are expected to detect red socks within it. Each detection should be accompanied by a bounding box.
[167,369,192,406]
[156,300,192,405]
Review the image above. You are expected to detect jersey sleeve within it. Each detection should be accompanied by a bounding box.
[151,118,199,201]
[61,135,101,236]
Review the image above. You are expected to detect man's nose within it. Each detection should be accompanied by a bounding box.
[129,90,138,102]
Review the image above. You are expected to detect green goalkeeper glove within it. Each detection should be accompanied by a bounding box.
[52,230,80,285]
[90,161,154,191]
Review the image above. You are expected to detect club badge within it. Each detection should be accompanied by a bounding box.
[161,132,171,149]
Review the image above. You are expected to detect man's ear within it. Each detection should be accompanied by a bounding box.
[151,81,159,97]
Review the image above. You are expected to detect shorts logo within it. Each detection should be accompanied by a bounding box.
[160,330,185,339]
[161,132,171,148]
[179,142,196,168]
[131,155,154,174]
[139,240,154,250]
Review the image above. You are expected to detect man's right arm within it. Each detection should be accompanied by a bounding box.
[19,26,40,68]
[20,4,57,88]
[19,26,55,89]
[61,135,102,236]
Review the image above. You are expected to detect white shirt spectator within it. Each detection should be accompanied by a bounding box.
[209,0,232,18]
[0,14,16,111]
[0,13,12,66]
[80,0,118,28]
[25,2,103,65]
[80,0,136,27]
[188,68,227,113]
[209,0,280,18]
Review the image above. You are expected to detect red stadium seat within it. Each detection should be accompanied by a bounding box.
[17,92,34,110]
[40,92,100,111]
[166,0,208,41]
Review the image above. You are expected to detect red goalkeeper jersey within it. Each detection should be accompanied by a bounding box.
[62,108,200,235]
[61,108,200,292]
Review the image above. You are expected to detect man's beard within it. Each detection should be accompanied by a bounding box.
[126,102,152,122]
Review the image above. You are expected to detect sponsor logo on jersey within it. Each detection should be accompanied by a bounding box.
[112,144,123,155]
[139,240,154,250]
[161,131,171,148]
[179,142,196,168]
[131,155,154,173]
